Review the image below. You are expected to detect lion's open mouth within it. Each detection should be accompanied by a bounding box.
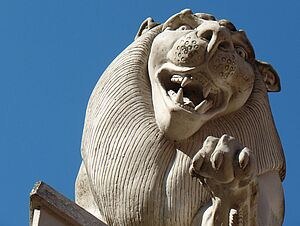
[159,70,219,114]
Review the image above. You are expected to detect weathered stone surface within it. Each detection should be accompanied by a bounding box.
[30,181,107,226]
[76,9,285,226]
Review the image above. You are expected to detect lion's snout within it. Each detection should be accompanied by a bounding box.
[167,32,207,66]
[167,20,235,69]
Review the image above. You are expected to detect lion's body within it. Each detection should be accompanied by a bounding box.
[78,29,209,225]
[76,20,285,225]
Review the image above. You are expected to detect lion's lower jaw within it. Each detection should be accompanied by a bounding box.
[152,89,212,141]
[156,113,205,140]
[153,100,231,141]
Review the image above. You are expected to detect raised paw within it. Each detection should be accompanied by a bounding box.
[189,134,256,188]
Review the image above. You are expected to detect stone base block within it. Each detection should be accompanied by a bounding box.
[30,181,107,226]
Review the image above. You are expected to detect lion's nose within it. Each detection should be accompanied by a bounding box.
[196,22,234,55]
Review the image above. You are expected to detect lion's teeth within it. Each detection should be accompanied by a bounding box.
[175,88,184,103]
[181,105,194,111]
[195,100,207,111]
[168,90,176,96]
[195,99,213,113]
[181,77,192,87]
[171,75,183,84]
[202,86,211,99]
[185,102,195,108]
[171,78,182,83]
[168,90,177,103]
[183,97,195,107]
[172,74,182,79]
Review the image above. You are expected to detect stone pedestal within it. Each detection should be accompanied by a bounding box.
[30,181,107,226]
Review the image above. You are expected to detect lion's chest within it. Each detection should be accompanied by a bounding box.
[93,144,209,226]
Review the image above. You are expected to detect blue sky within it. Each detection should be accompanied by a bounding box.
[0,1,299,225]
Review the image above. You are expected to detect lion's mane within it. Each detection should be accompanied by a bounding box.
[80,25,285,225]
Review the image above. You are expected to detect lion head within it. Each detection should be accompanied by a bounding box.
[147,9,279,140]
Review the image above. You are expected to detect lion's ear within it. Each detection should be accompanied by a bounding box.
[256,60,281,92]
[135,17,159,40]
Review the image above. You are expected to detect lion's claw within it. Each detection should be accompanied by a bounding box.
[190,135,258,226]
[238,148,250,170]
[211,150,224,170]
[190,134,256,188]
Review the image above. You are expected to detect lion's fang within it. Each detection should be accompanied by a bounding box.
[175,88,184,103]
[203,86,211,99]
[195,99,213,113]
[181,77,192,87]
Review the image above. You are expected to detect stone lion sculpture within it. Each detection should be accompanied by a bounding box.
[75,9,285,226]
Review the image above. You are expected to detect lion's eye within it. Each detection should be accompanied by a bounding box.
[177,25,192,31]
[235,46,248,59]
